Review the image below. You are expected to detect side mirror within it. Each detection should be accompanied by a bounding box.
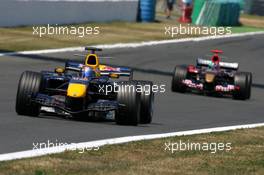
[55,67,65,74]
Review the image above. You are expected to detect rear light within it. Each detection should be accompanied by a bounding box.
[188,65,198,73]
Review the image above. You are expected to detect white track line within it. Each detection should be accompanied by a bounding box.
[1,122,264,161]
[0,31,263,57]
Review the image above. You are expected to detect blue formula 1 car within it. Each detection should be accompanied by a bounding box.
[171,50,252,100]
[16,47,154,125]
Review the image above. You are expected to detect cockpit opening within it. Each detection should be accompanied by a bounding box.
[86,55,97,65]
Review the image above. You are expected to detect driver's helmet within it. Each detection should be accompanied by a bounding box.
[82,66,96,79]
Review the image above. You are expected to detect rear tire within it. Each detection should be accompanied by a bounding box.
[233,72,251,100]
[116,81,140,126]
[171,65,188,92]
[135,81,154,124]
[16,71,43,116]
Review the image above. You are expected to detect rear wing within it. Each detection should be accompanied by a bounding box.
[196,58,239,70]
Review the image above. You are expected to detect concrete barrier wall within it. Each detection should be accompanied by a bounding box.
[244,0,264,16]
[250,0,264,16]
[0,0,139,27]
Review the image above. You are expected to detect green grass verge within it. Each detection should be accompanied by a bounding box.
[1,126,264,175]
[230,26,264,33]
[0,14,263,52]
[0,21,175,52]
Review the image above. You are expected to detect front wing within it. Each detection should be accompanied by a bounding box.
[33,93,120,115]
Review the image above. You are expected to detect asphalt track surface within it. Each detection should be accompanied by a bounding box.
[0,34,264,154]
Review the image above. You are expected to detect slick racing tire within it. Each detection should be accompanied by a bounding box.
[16,71,43,116]
[171,65,188,92]
[233,72,252,100]
[246,72,252,99]
[129,70,134,81]
[116,81,141,126]
[134,81,154,124]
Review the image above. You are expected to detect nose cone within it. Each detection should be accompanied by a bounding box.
[67,83,87,98]
[205,73,216,83]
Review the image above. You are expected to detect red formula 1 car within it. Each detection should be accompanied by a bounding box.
[171,50,252,100]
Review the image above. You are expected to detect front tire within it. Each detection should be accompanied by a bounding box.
[16,71,43,116]
[135,81,154,124]
[246,73,252,99]
[171,65,188,92]
[116,81,140,126]
[233,72,252,100]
